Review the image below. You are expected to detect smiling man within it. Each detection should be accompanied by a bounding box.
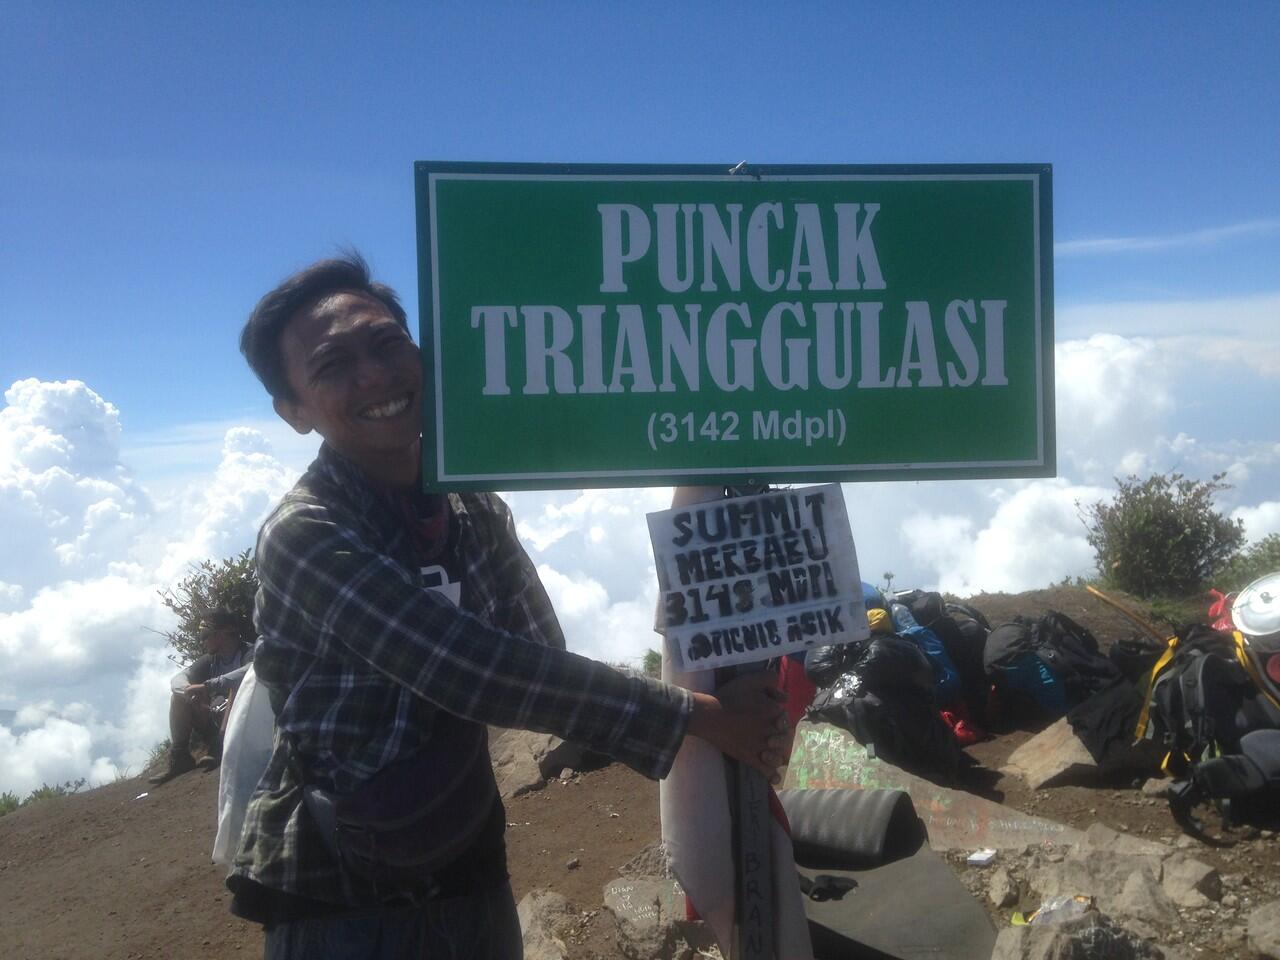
[228,253,788,960]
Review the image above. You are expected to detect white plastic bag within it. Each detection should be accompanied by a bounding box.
[212,664,277,865]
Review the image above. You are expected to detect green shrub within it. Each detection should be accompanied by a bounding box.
[1079,472,1245,599]
[24,778,86,804]
[146,738,173,772]
[642,648,662,678]
[0,791,20,817]
[157,549,258,663]
[1215,533,1280,593]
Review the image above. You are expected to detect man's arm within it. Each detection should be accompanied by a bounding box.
[170,655,212,693]
[206,657,252,697]
[258,500,786,781]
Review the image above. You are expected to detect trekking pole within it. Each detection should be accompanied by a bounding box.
[1085,585,1170,644]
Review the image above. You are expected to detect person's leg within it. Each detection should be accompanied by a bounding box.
[148,693,199,783]
[264,898,519,960]
[421,882,523,960]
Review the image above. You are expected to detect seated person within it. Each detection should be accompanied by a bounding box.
[150,608,254,784]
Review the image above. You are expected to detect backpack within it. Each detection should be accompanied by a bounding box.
[1139,625,1258,778]
[806,636,963,782]
[985,611,1123,723]
[892,590,989,711]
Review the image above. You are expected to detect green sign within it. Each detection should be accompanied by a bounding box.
[415,162,1053,490]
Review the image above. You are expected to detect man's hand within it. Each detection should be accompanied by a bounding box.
[183,683,209,703]
[688,670,790,784]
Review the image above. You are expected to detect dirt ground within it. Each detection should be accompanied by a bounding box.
[2,585,1276,959]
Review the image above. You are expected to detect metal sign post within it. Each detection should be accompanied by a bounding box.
[728,662,776,960]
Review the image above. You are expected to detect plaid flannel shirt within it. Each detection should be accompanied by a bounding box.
[229,444,692,905]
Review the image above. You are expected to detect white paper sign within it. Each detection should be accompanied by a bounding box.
[648,483,869,671]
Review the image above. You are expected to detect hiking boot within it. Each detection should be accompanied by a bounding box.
[148,751,197,785]
[196,754,221,772]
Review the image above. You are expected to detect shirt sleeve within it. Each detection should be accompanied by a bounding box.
[173,654,213,691]
[470,493,566,651]
[256,499,692,780]
[207,660,252,696]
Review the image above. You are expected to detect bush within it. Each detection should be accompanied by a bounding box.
[0,791,19,817]
[642,649,662,678]
[1215,533,1280,593]
[157,549,258,663]
[146,738,173,772]
[24,778,87,804]
[1079,472,1245,598]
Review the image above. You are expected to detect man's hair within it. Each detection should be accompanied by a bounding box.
[239,251,408,400]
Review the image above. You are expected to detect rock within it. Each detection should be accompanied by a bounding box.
[990,912,1165,959]
[1160,854,1221,907]
[1140,777,1174,799]
[1034,848,1161,904]
[566,857,580,870]
[603,876,690,960]
[989,866,1018,909]
[1249,900,1280,959]
[1077,823,1172,858]
[491,730,587,798]
[517,889,571,960]
[1003,717,1099,788]
[1115,868,1179,934]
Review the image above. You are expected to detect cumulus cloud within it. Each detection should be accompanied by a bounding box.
[1056,293,1280,378]
[0,711,120,797]
[0,379,151,590]
[0,380,302,794]
[900,480,1110,595]
[1234,501,1280,543]
[2,335,1278,794]
[153,426,297,582]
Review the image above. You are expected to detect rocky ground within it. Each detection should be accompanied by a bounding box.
[2,585,1278,959]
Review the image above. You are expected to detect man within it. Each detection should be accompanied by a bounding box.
[150,608,254,784]
[228,253,788,958]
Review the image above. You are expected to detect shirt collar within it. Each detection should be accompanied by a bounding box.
[310,442,474,535]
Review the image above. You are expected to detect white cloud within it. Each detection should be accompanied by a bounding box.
[1234,501,1280,543]
[1056,219,1280,257]
[152,427,298,583]
[1,339,1278,794]
[1056,294,1280,378]
[0,379,152,590]
[0,714,118,797]
[0,379,304,794]
[900,480,1110,595]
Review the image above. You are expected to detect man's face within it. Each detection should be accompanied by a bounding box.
[202,626,237,656]
[274,291,423,476]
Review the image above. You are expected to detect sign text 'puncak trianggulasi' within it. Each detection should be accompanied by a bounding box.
[416,162,1054,490]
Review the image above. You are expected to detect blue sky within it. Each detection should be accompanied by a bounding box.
[4,3,1278,431]
[1,2,1278,792]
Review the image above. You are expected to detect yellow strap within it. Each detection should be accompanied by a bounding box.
[1234,630,1280,713]
[1134,636,1180,742]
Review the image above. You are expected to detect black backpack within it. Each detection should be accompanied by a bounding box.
[987,612,1121,698]
[1144,625,1255,778]
[806,636,962,782]
[892,590,990,715]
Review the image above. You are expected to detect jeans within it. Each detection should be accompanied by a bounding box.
[264,882,523,960]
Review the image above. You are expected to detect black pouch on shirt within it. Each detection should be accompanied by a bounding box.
[300,716,498,902]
